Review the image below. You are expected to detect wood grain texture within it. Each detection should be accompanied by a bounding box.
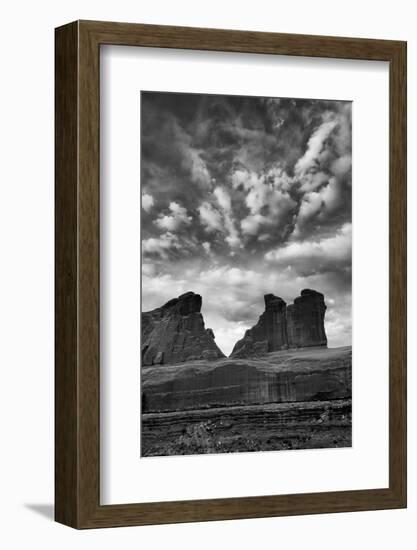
[55,21,79,527]
[388,40,407,504]
[55,20,407,529]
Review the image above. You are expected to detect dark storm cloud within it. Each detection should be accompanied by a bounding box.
[141,91,352,353]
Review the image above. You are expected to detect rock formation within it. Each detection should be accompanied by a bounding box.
[141,291,225,366]
[142,346,352,412]
[230,289,327,358]
[287,289,327,348]
[230,294,288,358]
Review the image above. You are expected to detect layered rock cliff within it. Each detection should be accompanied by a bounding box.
[230,294,288,358]
[230,289,327,358]
[141,291,225,366]
[142,346,351,412]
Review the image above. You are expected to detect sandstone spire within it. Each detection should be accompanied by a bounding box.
[287,289,327,348]
[230,289,327,358]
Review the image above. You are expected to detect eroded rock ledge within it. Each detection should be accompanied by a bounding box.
[142,346,351,413]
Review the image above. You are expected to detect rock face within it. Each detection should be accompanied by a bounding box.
[287,289,327,348]
[230,289,327,358]
[231,294,288,358]
[142,346,352,412]
[141,291,225,366]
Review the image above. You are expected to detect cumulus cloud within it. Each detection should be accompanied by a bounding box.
[142,232,180,259]
[290,106,351,240]
[331,154,352,179]
[198,187,242,250]
[154,201,192,231]
[213,186,232,211]
[142,193,154,212]
[199,201,223,232]
[265,223,352,276]
[295,118,338,176]
[293,177,347,238]
[232,168,296,237]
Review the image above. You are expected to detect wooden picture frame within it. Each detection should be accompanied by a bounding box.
[55,20,407,528]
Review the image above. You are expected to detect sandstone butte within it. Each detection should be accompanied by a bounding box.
[142,288,327,366]
[141,291,225,366]
[230,289,327,359]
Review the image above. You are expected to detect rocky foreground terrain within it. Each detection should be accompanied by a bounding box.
[142,398,352,456]
[141,346,352,456]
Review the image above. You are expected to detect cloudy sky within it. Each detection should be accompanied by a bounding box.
[141,91,352,355]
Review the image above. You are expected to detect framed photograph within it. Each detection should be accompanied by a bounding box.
[55,20,406,528]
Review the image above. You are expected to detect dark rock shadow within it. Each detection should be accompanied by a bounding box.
[24,503,54,521]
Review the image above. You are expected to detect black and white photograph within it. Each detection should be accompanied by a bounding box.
[140,91,352,457]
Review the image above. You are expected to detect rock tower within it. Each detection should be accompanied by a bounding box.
[230,289,327,358]
[287,289,327,348]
